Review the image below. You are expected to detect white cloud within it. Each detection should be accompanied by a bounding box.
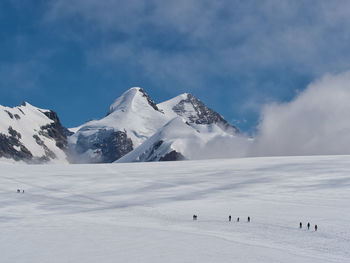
[253,71,350,156]
[44,0,350,89]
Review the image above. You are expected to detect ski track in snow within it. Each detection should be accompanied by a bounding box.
[0,155,349,262]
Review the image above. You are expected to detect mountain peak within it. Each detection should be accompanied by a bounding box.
[0,101,69,163]
[108,87,161,115]
[158,92,239,134]
[18,101,48,112]
[19,101,36,108]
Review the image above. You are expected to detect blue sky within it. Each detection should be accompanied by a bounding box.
[1,0,350,133]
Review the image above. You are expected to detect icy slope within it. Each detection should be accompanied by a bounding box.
[0,155,349,262]
[0,102,69,163]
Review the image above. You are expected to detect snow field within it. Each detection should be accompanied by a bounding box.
[0,155,349,262]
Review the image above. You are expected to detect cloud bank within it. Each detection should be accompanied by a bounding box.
[253,71,350,156]
[174,70,350,160]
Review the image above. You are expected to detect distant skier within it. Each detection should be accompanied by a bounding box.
[237,217,240,222]
[229,215,231,222]
[299,222,302,229]
[307,222,310,230]
[193,215,197,221]
[22,190,24,193]
[315,224,318,231]
[17,189,20,193]
[248,216,250,222]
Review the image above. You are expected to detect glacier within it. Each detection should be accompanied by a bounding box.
[0,155,349,262]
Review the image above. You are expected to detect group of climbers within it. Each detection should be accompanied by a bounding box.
[193,215,251,222]
[300,221,318,231]
[193,215,318,231]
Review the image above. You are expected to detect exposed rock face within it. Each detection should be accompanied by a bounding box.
[40,110,72,150]
[138,88,163,113]
[134,140,165,162]
[33,134,56,160]
[0,127,32,161]
[74,128,133,163]
[101,130,133,162]
[159,150,185,161]
[172,94,239,134]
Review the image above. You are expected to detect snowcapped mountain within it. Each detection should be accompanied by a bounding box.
[117,92,246,162]
[0,88,244,163]
[68,88,169,163]
[69,87,243,163]
[0,102,70,163]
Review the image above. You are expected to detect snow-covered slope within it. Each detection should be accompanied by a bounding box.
[69,88,242,163]
[117,118,199,162]
[117,117,249,162]
[0,102,69,163]
[1,155,350,262]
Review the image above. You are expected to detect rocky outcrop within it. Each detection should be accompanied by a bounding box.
[138,88,163,113]
[40,110,72,150]
[172,94,239,134]
[73,128,133,163]
[0,127,32,161]
[159,150,185,161]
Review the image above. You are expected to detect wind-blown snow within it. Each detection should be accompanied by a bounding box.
[1,155,349,262]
